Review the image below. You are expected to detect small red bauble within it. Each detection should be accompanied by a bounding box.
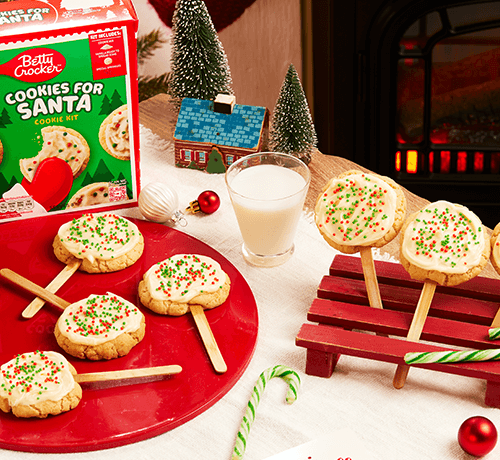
[458,416,497,457]
[186,190,220,214]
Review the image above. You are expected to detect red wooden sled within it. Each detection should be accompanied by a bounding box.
[295,254,500,408]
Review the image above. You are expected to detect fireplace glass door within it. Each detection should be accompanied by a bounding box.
[396,2,500,177]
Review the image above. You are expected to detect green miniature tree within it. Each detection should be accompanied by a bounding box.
[169,0,232,107]
[270,63,317,164]
[206,147,226,173]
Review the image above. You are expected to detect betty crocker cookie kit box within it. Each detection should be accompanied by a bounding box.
[0,0,140,223]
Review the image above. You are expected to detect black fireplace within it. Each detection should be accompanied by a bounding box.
[310,0,500,228]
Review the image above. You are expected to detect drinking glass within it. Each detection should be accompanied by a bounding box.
[225,152,311,267]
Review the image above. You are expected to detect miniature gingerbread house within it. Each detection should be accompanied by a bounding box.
[173,95,269,173]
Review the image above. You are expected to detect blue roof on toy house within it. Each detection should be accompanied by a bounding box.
[174,98,267,150]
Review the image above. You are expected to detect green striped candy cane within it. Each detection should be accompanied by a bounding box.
[405,349,500,365]
[232,365,301,460]
[489,328,500,340]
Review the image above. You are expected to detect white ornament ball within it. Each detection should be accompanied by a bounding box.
[138,182,184,224]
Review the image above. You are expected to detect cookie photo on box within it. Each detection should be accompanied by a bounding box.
[19,126,90,182]
[66,182,110,209]
[99,104,130,161]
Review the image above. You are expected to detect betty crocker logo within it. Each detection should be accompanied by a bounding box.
[0,48,65,83]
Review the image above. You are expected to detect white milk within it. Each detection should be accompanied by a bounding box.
[229,164,308,255]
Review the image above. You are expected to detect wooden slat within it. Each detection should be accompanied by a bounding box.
[307,298,499,350]
[296,323,500,383]
[330,254,500,301]
[296,254,500,403]
[318,275,499,325]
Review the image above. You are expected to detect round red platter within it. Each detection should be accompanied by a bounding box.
[0,212,259,452]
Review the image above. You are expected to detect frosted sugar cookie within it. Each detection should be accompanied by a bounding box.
[66,182,110,209]
[394,200,490,388]
[315,170,406,254]
[54,293,146,361]
[53,213,144,273]
[99,105,129,160]
[138,254,231,316]
[490,222,500,275]
[400,200,490,286]
[20,126,90,182]
[0,350,82,418]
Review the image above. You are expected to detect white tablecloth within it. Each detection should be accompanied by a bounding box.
[2,126,500,460]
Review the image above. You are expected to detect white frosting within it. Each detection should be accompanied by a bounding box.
[58,293,143,346]
[104,107,129,159]
[144,254,225,302]
[315,173,397,246]
[0,351,75,407]
[401,200,486,274]
[57,213,141,264]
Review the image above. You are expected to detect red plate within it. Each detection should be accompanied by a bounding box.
[0,212,258,452]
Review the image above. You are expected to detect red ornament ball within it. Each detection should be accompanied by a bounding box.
[458,416,497,457]
[197,190,220,214]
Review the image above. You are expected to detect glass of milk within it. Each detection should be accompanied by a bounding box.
[225,152,310,267]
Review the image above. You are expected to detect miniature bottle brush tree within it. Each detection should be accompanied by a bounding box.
[169,0,233,107]
[270,63,318,165]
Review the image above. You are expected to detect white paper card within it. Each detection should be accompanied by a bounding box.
[263,429,376,460]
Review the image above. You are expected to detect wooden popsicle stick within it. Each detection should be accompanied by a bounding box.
[190,304,227,374]
[74,365,182,383]
[359,246,384,310]
[22,260,81,318]
[393,279,437,389]
[0,268,69,311]
[491,308,500,328]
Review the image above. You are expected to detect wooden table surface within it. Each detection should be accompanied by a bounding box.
[138,94,500,279]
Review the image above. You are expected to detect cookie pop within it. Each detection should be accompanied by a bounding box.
[53,213,144,274]
[0,350,81,419]
[54,293,146,361]
[0,350,181,419]
[138,254,231,373]
[1,269,146,361]
[393,200,490,388]
[23,213,144,319]
[315,170,407,309]
[487,223,500,327]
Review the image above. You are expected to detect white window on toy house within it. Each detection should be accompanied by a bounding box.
[197,151,206,163]
[182,149,192,162]
[226,155,234,165]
